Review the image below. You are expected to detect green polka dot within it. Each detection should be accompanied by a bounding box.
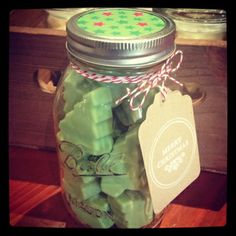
[134,17,142,21]
[111,31,121,36]
[94,29,105,34]
[106,17,114,21]
[91,16,100,20]
[110,25,119,29]
[79,20,87,25]
[144,27,153,32]
[130,31,141,36]
[125,25,135,30]
[118,11,126,14]
[118,20,129,24]
[76,9,166,38]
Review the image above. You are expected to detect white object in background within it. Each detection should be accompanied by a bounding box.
[153,8,226,40]
[45,8,94,30]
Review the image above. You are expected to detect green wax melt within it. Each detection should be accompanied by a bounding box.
[74,206,114,228]
[63,70,94,113]
[83,86,112,106]
[108,190,153,228]
[85,194,111,212]
[57,135,96,183]
[66,192,114,228]
[63,178,101,201]
[63,167,96,184]
[100,83,127,108]
[114,87,159,126]
[101,125,145,197]
[57,135,90,162]
[101,175,133,198]
[59,87,114,155]
[74,196,114,228]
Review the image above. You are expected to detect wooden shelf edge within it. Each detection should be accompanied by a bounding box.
[10,26,227,48]
[175,37,227,48]
[10,26,66,37]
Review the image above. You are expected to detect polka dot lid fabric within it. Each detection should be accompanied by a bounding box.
[76,9,166,38]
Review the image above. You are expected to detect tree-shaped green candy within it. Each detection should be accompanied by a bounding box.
[108,190,153,228]
[100,82,127,108]
[59,87,114,155]
[63,178,101,201]
[64,186,114,228]
[63,69,99,113]
[101,125,145,197]
[114,87,159,126]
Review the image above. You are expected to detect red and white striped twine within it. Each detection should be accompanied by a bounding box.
[70,50,183,111]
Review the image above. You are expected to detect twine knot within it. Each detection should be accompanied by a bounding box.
[70,50,183,111]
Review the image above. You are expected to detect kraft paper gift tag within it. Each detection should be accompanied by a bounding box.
[139,90,200,214]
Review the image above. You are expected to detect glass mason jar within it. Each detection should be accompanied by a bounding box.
[53,8,176,228]
[153,8,226,40]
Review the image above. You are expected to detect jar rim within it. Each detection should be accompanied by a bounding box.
[66,8,176,69]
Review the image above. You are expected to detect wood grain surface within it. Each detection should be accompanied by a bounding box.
[9,146,227,228]
[10,9,49,28]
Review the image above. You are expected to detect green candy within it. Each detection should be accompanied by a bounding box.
[108,190,153,228]
[101,125,145,197]
[59,87,114,155]
[63,69,94,113]
[100,82,127,108]
[64,191,114,228]
[85,194,111,212]
[57,67,157,228]
[57,135,96,183]
[63,167,96,184]
[114,87,159,126]
[101,175,133,198]
[62,178,101,201]
[57,135,89,161]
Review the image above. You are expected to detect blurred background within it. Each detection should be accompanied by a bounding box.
[10,8,226,40]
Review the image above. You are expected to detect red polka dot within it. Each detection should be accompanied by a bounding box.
[137,22,148,27]
[103,12,112,16]
[134,12,143,16]
[94,22,105,26]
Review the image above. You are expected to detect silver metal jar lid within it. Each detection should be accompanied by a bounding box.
[66,8,176,69]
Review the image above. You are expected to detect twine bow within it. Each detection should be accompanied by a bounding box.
[70,50,183,111]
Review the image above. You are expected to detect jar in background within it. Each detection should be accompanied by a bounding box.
[53,8,176,228]
[45,8,153,30]
[45,8,94,30]
[154,8,226,40]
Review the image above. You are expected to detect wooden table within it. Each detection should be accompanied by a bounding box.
[9,146,226,228]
